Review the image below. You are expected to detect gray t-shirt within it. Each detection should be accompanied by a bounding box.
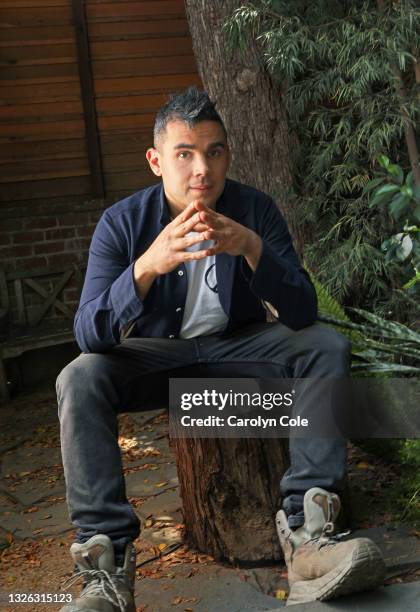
[179,232,228,339]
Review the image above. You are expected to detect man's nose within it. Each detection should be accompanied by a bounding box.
[193,155,209,176]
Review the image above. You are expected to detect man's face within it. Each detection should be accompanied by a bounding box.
[146,119,230,214]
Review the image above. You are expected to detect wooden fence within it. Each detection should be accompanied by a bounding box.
[0,0,201,204]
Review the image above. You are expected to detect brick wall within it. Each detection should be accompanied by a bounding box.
[0,198,111,327]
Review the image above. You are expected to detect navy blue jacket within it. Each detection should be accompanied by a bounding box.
[74,179,317,353]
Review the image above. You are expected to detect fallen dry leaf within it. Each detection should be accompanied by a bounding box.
[171,596,198,606]
[275,589,288,600]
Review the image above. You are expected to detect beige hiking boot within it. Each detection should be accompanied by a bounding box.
[60,534,136,611]
[276,487,386,606]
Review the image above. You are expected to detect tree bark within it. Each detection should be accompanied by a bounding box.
[171,436,288,562]
[184,0,305,255]
[170,1,301,564]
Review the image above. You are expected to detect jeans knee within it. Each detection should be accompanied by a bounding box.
[57,358,83,399]
[303,324,351,367]
[322,327,350,356]
[56,354,105,403]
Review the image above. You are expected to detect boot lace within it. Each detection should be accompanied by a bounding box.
[307,495,351,549]
[63,568,129,611]
[307,523,351,549]
[279,496,352,550]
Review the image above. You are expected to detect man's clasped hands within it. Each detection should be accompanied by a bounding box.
[135,200,262,285]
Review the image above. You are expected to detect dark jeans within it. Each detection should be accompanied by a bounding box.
[56,321,350,555]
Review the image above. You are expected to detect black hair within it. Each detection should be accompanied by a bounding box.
[153,86,227,145]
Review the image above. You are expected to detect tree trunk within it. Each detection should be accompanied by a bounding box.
[184,0,305,255]
[171,436,288,562]
[169,0,300,564]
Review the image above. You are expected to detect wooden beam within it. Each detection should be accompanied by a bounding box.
[72,0,104,197]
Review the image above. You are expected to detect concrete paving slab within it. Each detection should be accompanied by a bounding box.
[244,566,289,598]
[136,487,182,522]
[350,524,420,570]
[0,396,57,450]
[0,487,23,512]
[5,472,66,506]
[140,523,183,547]
[263,581,420,611]
[136,563,285,611]
[125,463,178,498]
[1,446,62,477]
[123,455,174,471]
[121,437,173,465]
[129,408,167,427]
[0,501,72,539]
[0,435,31,455]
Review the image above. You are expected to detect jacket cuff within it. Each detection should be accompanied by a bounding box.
[241,240,291,291]
[110,262,144,324]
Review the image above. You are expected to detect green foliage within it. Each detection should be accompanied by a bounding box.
[225,0,420,319]
[367,155,420,287]
[400,439,420,467]
[311,275,420,373]
[394,439,420,521]
[310,273,348,320]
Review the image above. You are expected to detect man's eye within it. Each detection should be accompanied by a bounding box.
[178,151,190,159]
[209,149,222,158]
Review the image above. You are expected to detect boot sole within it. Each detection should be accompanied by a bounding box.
[286,538,386,606]
[61,606,135,612]
[60,601,135,612]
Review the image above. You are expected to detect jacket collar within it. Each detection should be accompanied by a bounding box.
[158,184,172,228]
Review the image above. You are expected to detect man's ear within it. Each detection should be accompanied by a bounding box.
[146,147,162,177]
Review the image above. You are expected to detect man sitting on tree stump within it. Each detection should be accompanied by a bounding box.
[56,87,385,611]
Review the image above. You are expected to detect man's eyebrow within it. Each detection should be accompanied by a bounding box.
[173,142,226,150]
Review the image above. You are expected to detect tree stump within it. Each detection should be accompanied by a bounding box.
[171,437,289,563]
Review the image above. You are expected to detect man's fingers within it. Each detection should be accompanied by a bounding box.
[191,221,211,233]
[199,210,222,228]
[175,213,215,237]
[173,200,200,226]
[182,248,215,262]
[193,200,213,213]
[174,211,201,236]
[202,228,217,241]
[179,233,212,249]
